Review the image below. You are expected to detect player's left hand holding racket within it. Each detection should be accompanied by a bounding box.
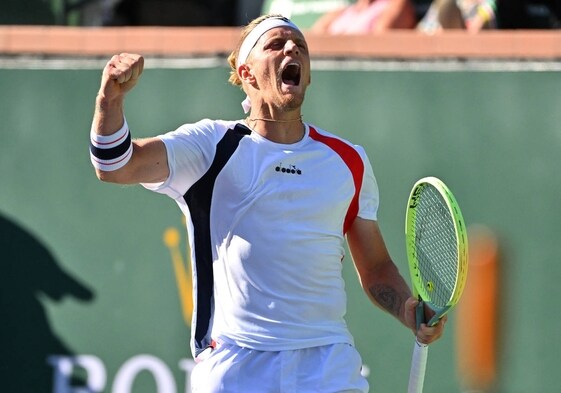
[405,177,468,393]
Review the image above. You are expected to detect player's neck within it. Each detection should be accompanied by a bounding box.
[245,112,304,144]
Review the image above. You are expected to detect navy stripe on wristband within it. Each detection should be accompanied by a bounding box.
[90,132,131,160]
[90,118,133,171]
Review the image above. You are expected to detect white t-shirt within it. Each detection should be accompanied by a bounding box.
[143,119,379,358]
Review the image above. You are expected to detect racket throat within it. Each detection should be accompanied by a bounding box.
[416,300,451,328]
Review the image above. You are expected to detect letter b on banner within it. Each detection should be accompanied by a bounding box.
[48,355,106,393]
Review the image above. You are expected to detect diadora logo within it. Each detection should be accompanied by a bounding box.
[275,163,302,175]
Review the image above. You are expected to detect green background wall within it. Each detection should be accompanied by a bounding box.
[1,60,560,392]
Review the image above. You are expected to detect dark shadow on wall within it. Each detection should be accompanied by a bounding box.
[0,213,95,392]
[0,0,56,25]
[111,0,238,26]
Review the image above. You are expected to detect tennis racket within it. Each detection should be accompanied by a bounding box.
[405,176,468,393]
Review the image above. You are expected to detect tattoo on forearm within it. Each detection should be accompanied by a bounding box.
[369,284,405,318]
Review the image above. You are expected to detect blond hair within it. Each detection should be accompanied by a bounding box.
[227,14,284,87]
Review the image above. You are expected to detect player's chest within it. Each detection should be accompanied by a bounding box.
[214,146,355,209]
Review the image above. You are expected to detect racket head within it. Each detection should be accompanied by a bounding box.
[405,176,468,324]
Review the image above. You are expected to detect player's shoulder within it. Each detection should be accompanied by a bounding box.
[307,123,367,156]
[177,118,243,134]
[163,119,245,143]
[308,123,353,144]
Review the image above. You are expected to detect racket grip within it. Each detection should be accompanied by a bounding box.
[415,298,425,331]
[407,339,429,393]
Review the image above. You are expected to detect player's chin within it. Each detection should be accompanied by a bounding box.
[280,91,305,110]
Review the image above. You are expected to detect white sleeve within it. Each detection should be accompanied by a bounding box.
[141,119,227,200]
[356,145,379,221]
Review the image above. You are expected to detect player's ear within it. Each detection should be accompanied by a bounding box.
[238,64,255,84]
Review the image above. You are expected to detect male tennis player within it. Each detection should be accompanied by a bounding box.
[90,14,446,392]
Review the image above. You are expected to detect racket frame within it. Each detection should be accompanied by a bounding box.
[405,176,469,326]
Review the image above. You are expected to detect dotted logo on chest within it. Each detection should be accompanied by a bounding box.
[275,163,302,175]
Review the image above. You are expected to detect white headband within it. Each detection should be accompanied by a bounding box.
[237,16,301,113]
[237,16,301,68]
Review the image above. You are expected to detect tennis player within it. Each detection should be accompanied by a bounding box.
[89,14,446,392]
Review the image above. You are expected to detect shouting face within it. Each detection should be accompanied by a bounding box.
[240,25,311,114]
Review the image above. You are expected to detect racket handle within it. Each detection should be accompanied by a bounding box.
[415,298,425,331]
[407,339,429,393]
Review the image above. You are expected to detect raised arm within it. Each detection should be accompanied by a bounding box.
[90,53,169,185]
[346,216,446,344]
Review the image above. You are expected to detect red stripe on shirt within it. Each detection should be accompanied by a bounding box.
[309,126,364,234]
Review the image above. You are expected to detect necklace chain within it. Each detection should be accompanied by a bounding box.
[246,115,303,123]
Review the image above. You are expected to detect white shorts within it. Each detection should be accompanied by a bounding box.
[190,341,369,393]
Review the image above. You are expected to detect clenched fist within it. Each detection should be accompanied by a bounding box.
[99,53,144,101]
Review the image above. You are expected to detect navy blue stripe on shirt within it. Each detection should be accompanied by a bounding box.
[184,123,251,357]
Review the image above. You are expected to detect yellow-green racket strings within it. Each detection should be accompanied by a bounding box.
[413,184,459,308]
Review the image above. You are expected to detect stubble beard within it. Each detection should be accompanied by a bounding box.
[280,91,305,112]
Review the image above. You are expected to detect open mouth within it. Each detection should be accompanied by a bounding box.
[281,63,301,86]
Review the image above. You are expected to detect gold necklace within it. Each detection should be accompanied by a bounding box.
[246,115,303,123]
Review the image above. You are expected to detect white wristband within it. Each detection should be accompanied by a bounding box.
[90,117,133,171]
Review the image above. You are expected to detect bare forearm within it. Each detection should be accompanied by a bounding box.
[92,53,144,136]
[348,216,443,341]
[364,262,412,326]
[90,53,159,184]
[347,217,412,326]
[92,94,126,136]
